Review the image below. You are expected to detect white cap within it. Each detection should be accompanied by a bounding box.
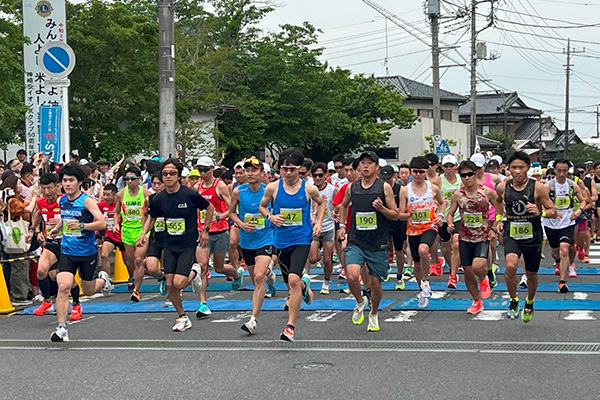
[569,166,574,174]
[263,162,271,172]
[182,167,190,177]
[79,158,88,165]
[470,153,486,168]
[378,159,387,167]
[491,155,503,164]
[442,154,458,165]
[234,161,244,169]
[196,156,214,167]
[327,161,335,171]
[547,160,555,169]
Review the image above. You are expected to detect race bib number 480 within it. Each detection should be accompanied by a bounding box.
[281,208,302,226]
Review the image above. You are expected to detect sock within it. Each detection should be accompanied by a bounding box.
[525,297,534,304]
[58,322,66,329]
[179,313,186,318]
[49,279,58,297]
[38,277,52,300]
[71,285,80,305]
[511,296,519,302]
[250,315,256,323]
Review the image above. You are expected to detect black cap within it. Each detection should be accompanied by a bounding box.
[487,159,500,169]
[96,159,110,165]
[358,151,379,164]
[380,165,394,179]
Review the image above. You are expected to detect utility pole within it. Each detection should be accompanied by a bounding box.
[158,0,176,158]
[596,104,600,138]
[429,0,441,141]
[563,38,584,158]
[469,0,477,155]
[384,18,389,75]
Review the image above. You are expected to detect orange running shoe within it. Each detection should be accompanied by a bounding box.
[583,256,591,263]
[447,274,458,289]
[33,299,53,316]
[479,276,492,299]
[467,300,484,314]
[70,303,82,321]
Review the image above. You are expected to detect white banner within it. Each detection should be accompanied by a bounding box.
[23,0,67,158]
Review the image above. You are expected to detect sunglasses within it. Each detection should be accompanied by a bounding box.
[460,172,476,178]
[412,169,427,174]
[442,164,455,168]
[162,171,178,177]
[123,176,140,181]
[281,166,300,172]
[313,173,325,178]
[299,171,307,176]
[428,162,437,167]
[197,166,211,173]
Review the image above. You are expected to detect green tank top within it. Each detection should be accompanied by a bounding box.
[121,186,144,229]
[441,173,461,221]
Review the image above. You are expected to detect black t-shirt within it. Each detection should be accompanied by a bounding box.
[149,185,210,248]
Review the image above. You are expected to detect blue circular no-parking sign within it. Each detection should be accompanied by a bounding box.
[38,42,76,78]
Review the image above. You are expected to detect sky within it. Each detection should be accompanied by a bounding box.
[258,0,600,138]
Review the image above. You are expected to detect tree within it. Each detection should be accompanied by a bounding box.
[483,131,514,159]
[567,143,600,165]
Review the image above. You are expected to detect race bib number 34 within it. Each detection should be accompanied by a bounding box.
[554,196,570,208]
[509,221,533,240]
[166,218,185,235]
[281,208,302,226]
[356,212,377,231]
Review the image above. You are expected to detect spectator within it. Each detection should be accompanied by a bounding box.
[7,158,22,173]
[16,149,27,163]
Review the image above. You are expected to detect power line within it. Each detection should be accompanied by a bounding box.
[339,48,431,68]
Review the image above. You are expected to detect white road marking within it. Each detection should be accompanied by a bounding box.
[563,311,596,320]
[384,311,418,322]
[67,315,95,326]
[573,292,589,300]
[472,311,505,321]
[79,293,104,303]
[431,291,447,299]
[212,312,252,323]
[305,311,340,322]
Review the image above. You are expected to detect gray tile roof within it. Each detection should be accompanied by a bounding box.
[514,118,554,141]
[376,75,466,102]
[458,92,542,116]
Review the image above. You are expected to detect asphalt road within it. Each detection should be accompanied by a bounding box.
[2,243,600,400]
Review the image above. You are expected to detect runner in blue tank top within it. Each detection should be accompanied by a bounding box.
[259,148,325,342]
[48,164,112,342]
[229,157,277,335]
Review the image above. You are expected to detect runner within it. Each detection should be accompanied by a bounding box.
[259,148,324,341]
[308,162,336,294]
[228,162,247,273]
[399,156,445,308]
[49,164,112,342]
[142,174,167,298]
[228,157,276,334]
[332,157,357,280]
[338,151,398,332]
[195,156,244,318]
[396,163,414,279]
[137,158,213,332]
[28,173,81,320]
[543,159,586,293]
[98,184,125,278]
[446,160,496,314]
[580,165,598,263]
[495,151,558,322]
[113,165,151,302]
[437,155,462,289]
[424,153,443,275]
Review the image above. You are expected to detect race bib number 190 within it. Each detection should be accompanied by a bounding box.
[355,212,377,231]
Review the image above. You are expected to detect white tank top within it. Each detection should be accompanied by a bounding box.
[406,181,438,235]
[318,183,335,232]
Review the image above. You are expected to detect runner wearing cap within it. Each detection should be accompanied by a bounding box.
[187,169,201,188]
[396,163,414,279]
[195,156,244,318]
[437,154,462,289]
[424,153,443,275]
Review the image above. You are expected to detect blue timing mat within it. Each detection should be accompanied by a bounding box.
[392,298,600,311]
[18,298,396,315]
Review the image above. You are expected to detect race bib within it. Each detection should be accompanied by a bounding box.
[125,206,143,220]
[200,210,206,224]
[554,196,570,209]
[166,218,185,235]
[63,219,82,237]
[244,213,265,230]
[154,217,165,232]
[281,208,302,226]
[106,217,114,230]
[444,189,456,199]
[463,212,483,228]
[355,211,377,231]
[509,221,533,240]
[411,209,431,224]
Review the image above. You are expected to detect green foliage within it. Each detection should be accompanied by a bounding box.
[568,143,600,165]
[483,131,514,159]
[423,135,458,155]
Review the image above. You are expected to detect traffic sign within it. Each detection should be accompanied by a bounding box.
[433,134,442,144]
[435,139,451,155]
[38,42,76,78]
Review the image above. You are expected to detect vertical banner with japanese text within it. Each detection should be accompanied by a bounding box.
[39,105,61,162]
[23,0,66,158]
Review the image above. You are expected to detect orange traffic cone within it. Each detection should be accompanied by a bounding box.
[0,267,15,314]
[113,248,130,284]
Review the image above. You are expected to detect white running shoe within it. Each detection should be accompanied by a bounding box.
[98,271,112,297]
[50,326,69,342]
[241,318,257,335]
[519,274,528,289]
[417,293,429,308]
[352,299,367,325]
[420,280,432,298]
[172,316,192,332]
[191,264,203,293]
[367,313,380,332]
[266,264,276,290]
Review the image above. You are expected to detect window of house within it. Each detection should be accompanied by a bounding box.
[373,148,398,160]
[418,109,433,118]
[441,110,452,121]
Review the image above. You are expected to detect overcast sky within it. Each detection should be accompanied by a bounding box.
[258,0,600,138]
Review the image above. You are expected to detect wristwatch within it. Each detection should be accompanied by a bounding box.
[203,225,210,232]
[79,222,85,231]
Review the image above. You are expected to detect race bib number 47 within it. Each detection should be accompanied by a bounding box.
[281,208,302,226]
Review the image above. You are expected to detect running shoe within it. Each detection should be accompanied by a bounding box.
[388,251,394,264]
[338,268,346,280]
[127,278,134,292]
[577,245,585,261]
[554,261,560,275]
[488,264,498,288]
[172,316,192,332]
[163,297,173,308]
[32,294,44,303]
[420,280,432,298]
[70,303,82,321]
[266,266,276,291]
[458,266,464,273]
[232,267,244,291]
[320,281,330,295]
[540,252,545,259]
[241,318,257,335]
[403,266,414,279]
[467,300,484,314]
[352,299,367,325]
[568,263,578,278]
[33,299,53,316]
[50,326,69,342]
[332,254,339,264]
[99,271,112,297]
[447,274,458,289]
[265,287,277,298]
[284,295,290,311]
[558,281,569,293]
[522,301,534,323]
[519,274,528,289]
[280,324,295,342]
[395,280,405,290]
[417,292,429,308]
[363,288,372,307]
[301,275,314,305]
[130,289,141,303]
[158,278,167,296]
[479,276,492,299]
[583,256,591,263]
[240,259,246,269]
[195,302,212,318]
[191,264,203,293]
[507,299,520,319]
[429,263,440,277]
[206,270,211,279]
[436,259,444,276]
[367,313,380,332]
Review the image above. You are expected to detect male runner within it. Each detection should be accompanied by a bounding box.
[229,157,276,334]
[332,157,357,279]
[49,164,112,341]
[98,184,124,277]
[338,151,398,332]
[399,156,445,308]
[424,153,443,275]
[143,175,167,297]
[137,158,212,332]
[437,155,461,289]
[495,151,557,322]
[195,156,243,318]
[396,163,414,279]
[114,166,150,302]
[259,148,324,341]
[228,162,247,271]
[446,161,496,314]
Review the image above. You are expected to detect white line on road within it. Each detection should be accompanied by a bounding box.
[212,312,252,323]
[563,311,596,320]
[472,311,505,321]
[305,311,340,322]
[67,316,95,326]
[573,292,589,300]
[384,311,418,322]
